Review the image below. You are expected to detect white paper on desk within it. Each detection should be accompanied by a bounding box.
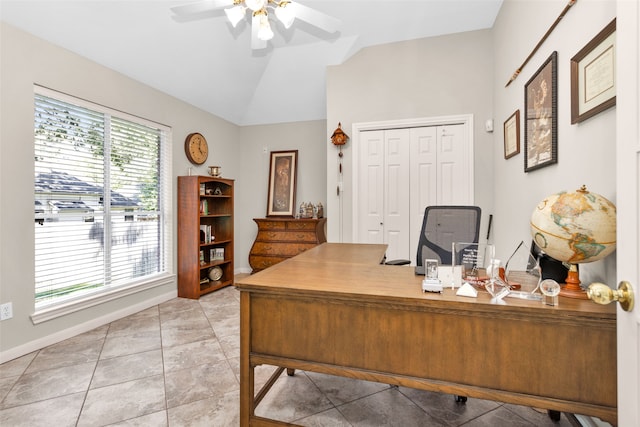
[438,265,462,288]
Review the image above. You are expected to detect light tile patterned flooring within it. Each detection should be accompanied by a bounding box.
[0,284,577,426]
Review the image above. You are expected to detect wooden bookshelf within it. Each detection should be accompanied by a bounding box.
[178,176,234,299]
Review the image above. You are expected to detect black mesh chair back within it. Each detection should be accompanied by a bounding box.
[417,205,481,266]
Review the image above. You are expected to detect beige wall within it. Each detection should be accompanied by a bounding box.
[326,29,495,244]
[0,22,326,360]
[0,0,620,360]
[491,0,616,284]
[325,0,617,288]
[0,22,234,359]
[236,120,327,273]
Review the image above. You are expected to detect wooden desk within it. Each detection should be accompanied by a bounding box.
[236,243,617,426]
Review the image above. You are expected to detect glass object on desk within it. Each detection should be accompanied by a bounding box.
[504,240,542,294]
[453,242,495,288]
[540,279,561,306]
[485,258,510,303]
[424,259,439,279]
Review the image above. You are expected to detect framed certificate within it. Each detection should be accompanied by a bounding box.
[570,19,616,124]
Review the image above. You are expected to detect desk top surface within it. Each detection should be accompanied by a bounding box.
[236,243,615,321]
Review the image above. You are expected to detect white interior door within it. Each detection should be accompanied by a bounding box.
[358,130,384,244]
[383,129,410,261]
[614,2,638,425]
[409,126,438,261]
[436,125,472,205]
[353,115,474,264]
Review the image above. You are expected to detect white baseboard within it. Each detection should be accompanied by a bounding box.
[0,290,176,364]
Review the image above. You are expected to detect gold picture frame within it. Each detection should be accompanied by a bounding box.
[503,110,520,159]
[266,150,298,217]
[571,19,616,124]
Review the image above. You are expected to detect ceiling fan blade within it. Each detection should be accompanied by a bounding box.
[171,0,232,16]
[289,2,341,34]
[251,18,268,50]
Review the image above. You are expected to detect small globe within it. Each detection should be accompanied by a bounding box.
[530,186,616,264]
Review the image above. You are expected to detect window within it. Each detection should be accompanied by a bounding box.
[33,86,172,316]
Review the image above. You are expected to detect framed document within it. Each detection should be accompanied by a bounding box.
[503,110,520,159]
[571,19,616,124]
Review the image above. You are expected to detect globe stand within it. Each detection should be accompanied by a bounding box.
[560,264,588,299]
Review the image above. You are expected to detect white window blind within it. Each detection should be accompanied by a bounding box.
[34,87,171,309]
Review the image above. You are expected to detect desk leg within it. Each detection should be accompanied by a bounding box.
[240,292,253,427]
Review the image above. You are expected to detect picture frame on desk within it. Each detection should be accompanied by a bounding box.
[266,150,298,217]
[570,19,616,124]
[524,51,557,172]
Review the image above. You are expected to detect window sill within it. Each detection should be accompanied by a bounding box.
[30,273,176,325]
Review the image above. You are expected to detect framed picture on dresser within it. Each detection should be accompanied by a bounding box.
[267,150,298,217]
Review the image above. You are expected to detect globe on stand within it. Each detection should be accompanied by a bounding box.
[530,186,616,299]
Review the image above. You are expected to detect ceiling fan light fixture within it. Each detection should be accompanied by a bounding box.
[274,1,295,29]
[224,5,246,27]
[245,0,266,12]
[254,10,274,41]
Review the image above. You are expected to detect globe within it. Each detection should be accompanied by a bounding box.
[530,185,616,298]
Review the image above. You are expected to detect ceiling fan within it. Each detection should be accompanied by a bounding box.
[171,0,341,50]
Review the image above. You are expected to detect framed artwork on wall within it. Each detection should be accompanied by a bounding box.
[503,110,520,159]
[570,19,616,124]
[266,150,298,217]
[524,51,557,173]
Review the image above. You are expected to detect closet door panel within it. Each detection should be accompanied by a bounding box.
[384,129,410,261]
[410,127,438,261]
[359,131,385,244]
[437,124,471,204]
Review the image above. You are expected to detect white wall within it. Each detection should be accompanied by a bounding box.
[492,0,617,284]
[326,29,495,245]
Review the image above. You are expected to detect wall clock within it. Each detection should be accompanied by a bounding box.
[184,132,208,165]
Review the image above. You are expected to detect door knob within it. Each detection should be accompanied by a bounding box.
[587,281,635,312]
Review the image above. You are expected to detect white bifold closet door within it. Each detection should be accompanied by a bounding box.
[357,124,472,264]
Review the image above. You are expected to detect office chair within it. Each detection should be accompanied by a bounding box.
[386,205,482,272]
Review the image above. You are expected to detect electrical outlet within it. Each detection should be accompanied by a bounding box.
[0,302,13,320]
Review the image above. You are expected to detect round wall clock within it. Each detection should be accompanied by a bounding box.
[184,132,209,165]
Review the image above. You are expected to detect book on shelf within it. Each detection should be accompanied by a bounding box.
[199,199,208,215]
[199,183,205,195]
[199,225,214,244]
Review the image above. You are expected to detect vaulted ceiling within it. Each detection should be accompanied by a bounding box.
[1,0,503,125]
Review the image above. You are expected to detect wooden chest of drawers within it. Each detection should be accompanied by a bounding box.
[249,217,327,273]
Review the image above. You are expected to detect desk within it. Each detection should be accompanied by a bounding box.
[236,243,617,426]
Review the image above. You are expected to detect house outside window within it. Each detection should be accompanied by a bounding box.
[33,86,172,316]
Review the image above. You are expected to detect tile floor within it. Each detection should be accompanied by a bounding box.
[0,284,579,426]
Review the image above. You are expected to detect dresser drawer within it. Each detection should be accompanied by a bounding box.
[248,255,288,271]
[256,230,319,243]
[251,241,316,257]
[250,217,327,273]
[256,221,286,230]
[284,221,319,231]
